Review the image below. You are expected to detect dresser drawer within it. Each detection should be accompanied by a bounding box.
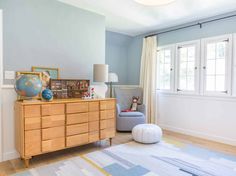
[66,102,88,113]
[24,105,41,118]
[66,133,88,147]
[100,100,115,110]
[42,126,65,140]
[42,137,65,152]
[89,121,99,132]
[66,123,88,136]
[42,115,65,128]
[25,117,41,130]
[88,111,99,121]
[89,131,99,143]
[89,102,99,112]
[25,130,41,156]
[66,113,88,125]
[100,119,115,130]
[100,110,115,120]
[42,104,65,116]
[100,128,116,139]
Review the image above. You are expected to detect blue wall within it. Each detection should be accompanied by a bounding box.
[105,31,142,85]
[105,31,132,85]
[0,0,105,84]
[106,15,236,85]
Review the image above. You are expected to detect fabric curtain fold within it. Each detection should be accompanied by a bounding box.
[139,36,157,124]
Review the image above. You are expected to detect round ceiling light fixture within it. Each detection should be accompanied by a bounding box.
[134,0,176,6]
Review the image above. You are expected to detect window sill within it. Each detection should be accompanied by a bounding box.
[156,90,236,102]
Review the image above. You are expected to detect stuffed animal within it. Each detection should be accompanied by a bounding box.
[130,96,140,111]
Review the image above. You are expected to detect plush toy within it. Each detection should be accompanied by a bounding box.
[130,96,140,111]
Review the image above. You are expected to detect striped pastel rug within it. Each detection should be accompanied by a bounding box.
[13,139,236,176]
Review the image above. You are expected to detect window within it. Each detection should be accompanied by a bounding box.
[156,34,234,97]
[156,46,175,91]
[176,41,200,93]
[201,35,232,95]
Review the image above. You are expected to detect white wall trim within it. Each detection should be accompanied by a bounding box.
[158,91,236,102]
[160,124,236,146]
[113,84,140,88]
[0,9,3,162]
[1,85,14,89]
[2,84,139,89]
[3,150,19,161]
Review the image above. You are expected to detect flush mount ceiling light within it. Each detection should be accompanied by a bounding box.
[134,0,176,6]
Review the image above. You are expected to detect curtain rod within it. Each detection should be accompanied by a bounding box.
[145,13,236,38]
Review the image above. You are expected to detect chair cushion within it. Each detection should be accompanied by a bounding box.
[119,111,144,117]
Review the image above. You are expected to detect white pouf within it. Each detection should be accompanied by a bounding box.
[132,124,162,144]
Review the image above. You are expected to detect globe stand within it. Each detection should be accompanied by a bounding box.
[22,97,41,103]
[22,99,41,103]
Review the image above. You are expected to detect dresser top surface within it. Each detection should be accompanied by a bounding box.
[15,98,116,105]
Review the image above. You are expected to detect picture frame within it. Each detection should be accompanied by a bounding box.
[32,66,59,89]
[15,71,42,100]
[32,66,59,79]
[50,79,90,99]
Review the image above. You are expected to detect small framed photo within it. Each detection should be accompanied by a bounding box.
[32,66,59,79]
[32,66,59,89]
[15,71,42,100]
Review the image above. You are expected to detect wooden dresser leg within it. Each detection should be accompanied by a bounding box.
[24,158,30,168]
[109,138,112,146]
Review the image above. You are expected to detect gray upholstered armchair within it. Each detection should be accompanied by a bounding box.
[114,88,146,131]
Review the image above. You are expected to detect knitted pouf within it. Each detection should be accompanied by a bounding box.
[132,124,162,144]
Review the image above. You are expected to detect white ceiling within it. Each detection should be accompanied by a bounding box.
[58,0,236,36]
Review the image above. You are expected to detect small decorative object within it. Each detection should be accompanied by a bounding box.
[32,66,59,79]
[15,72,42,100]
[131,96,140,111]
[82,91,91,99]
[90,87,95,99]
[41,89,53,101]
[50,79,90,99]
[108,72,118,98]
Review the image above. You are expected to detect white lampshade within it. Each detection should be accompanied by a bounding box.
[93,64,109,82]
[108,73,118,83]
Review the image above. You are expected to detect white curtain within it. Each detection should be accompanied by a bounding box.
[139,36,157,124]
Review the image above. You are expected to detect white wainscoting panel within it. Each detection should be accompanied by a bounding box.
[2,86,19,161]
[157,93,236,146]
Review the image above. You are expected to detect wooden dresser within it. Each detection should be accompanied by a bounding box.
[15,98,116,167]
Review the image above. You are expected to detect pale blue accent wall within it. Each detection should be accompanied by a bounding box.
[127,36,143,85]
[0,0,105,84]
[105,31,132,85]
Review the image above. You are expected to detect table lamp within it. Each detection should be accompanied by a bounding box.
[93,64,109,98]
[108,73,118,97]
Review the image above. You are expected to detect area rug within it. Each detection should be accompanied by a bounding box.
[13,138,236,176]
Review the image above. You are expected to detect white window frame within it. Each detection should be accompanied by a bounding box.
[200,34,233,96]
[233,34,236,96]
[175,40,200,94]
[156,45,175,92]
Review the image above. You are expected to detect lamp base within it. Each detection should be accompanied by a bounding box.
[90,83,108,98]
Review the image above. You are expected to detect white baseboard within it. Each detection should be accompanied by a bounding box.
[3,150,19,161]
[160,124,236,146]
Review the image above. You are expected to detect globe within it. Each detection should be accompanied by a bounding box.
[42,89,53,101]
[15,74,42,98]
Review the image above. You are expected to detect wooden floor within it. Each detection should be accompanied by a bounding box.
[0,130,236,176]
